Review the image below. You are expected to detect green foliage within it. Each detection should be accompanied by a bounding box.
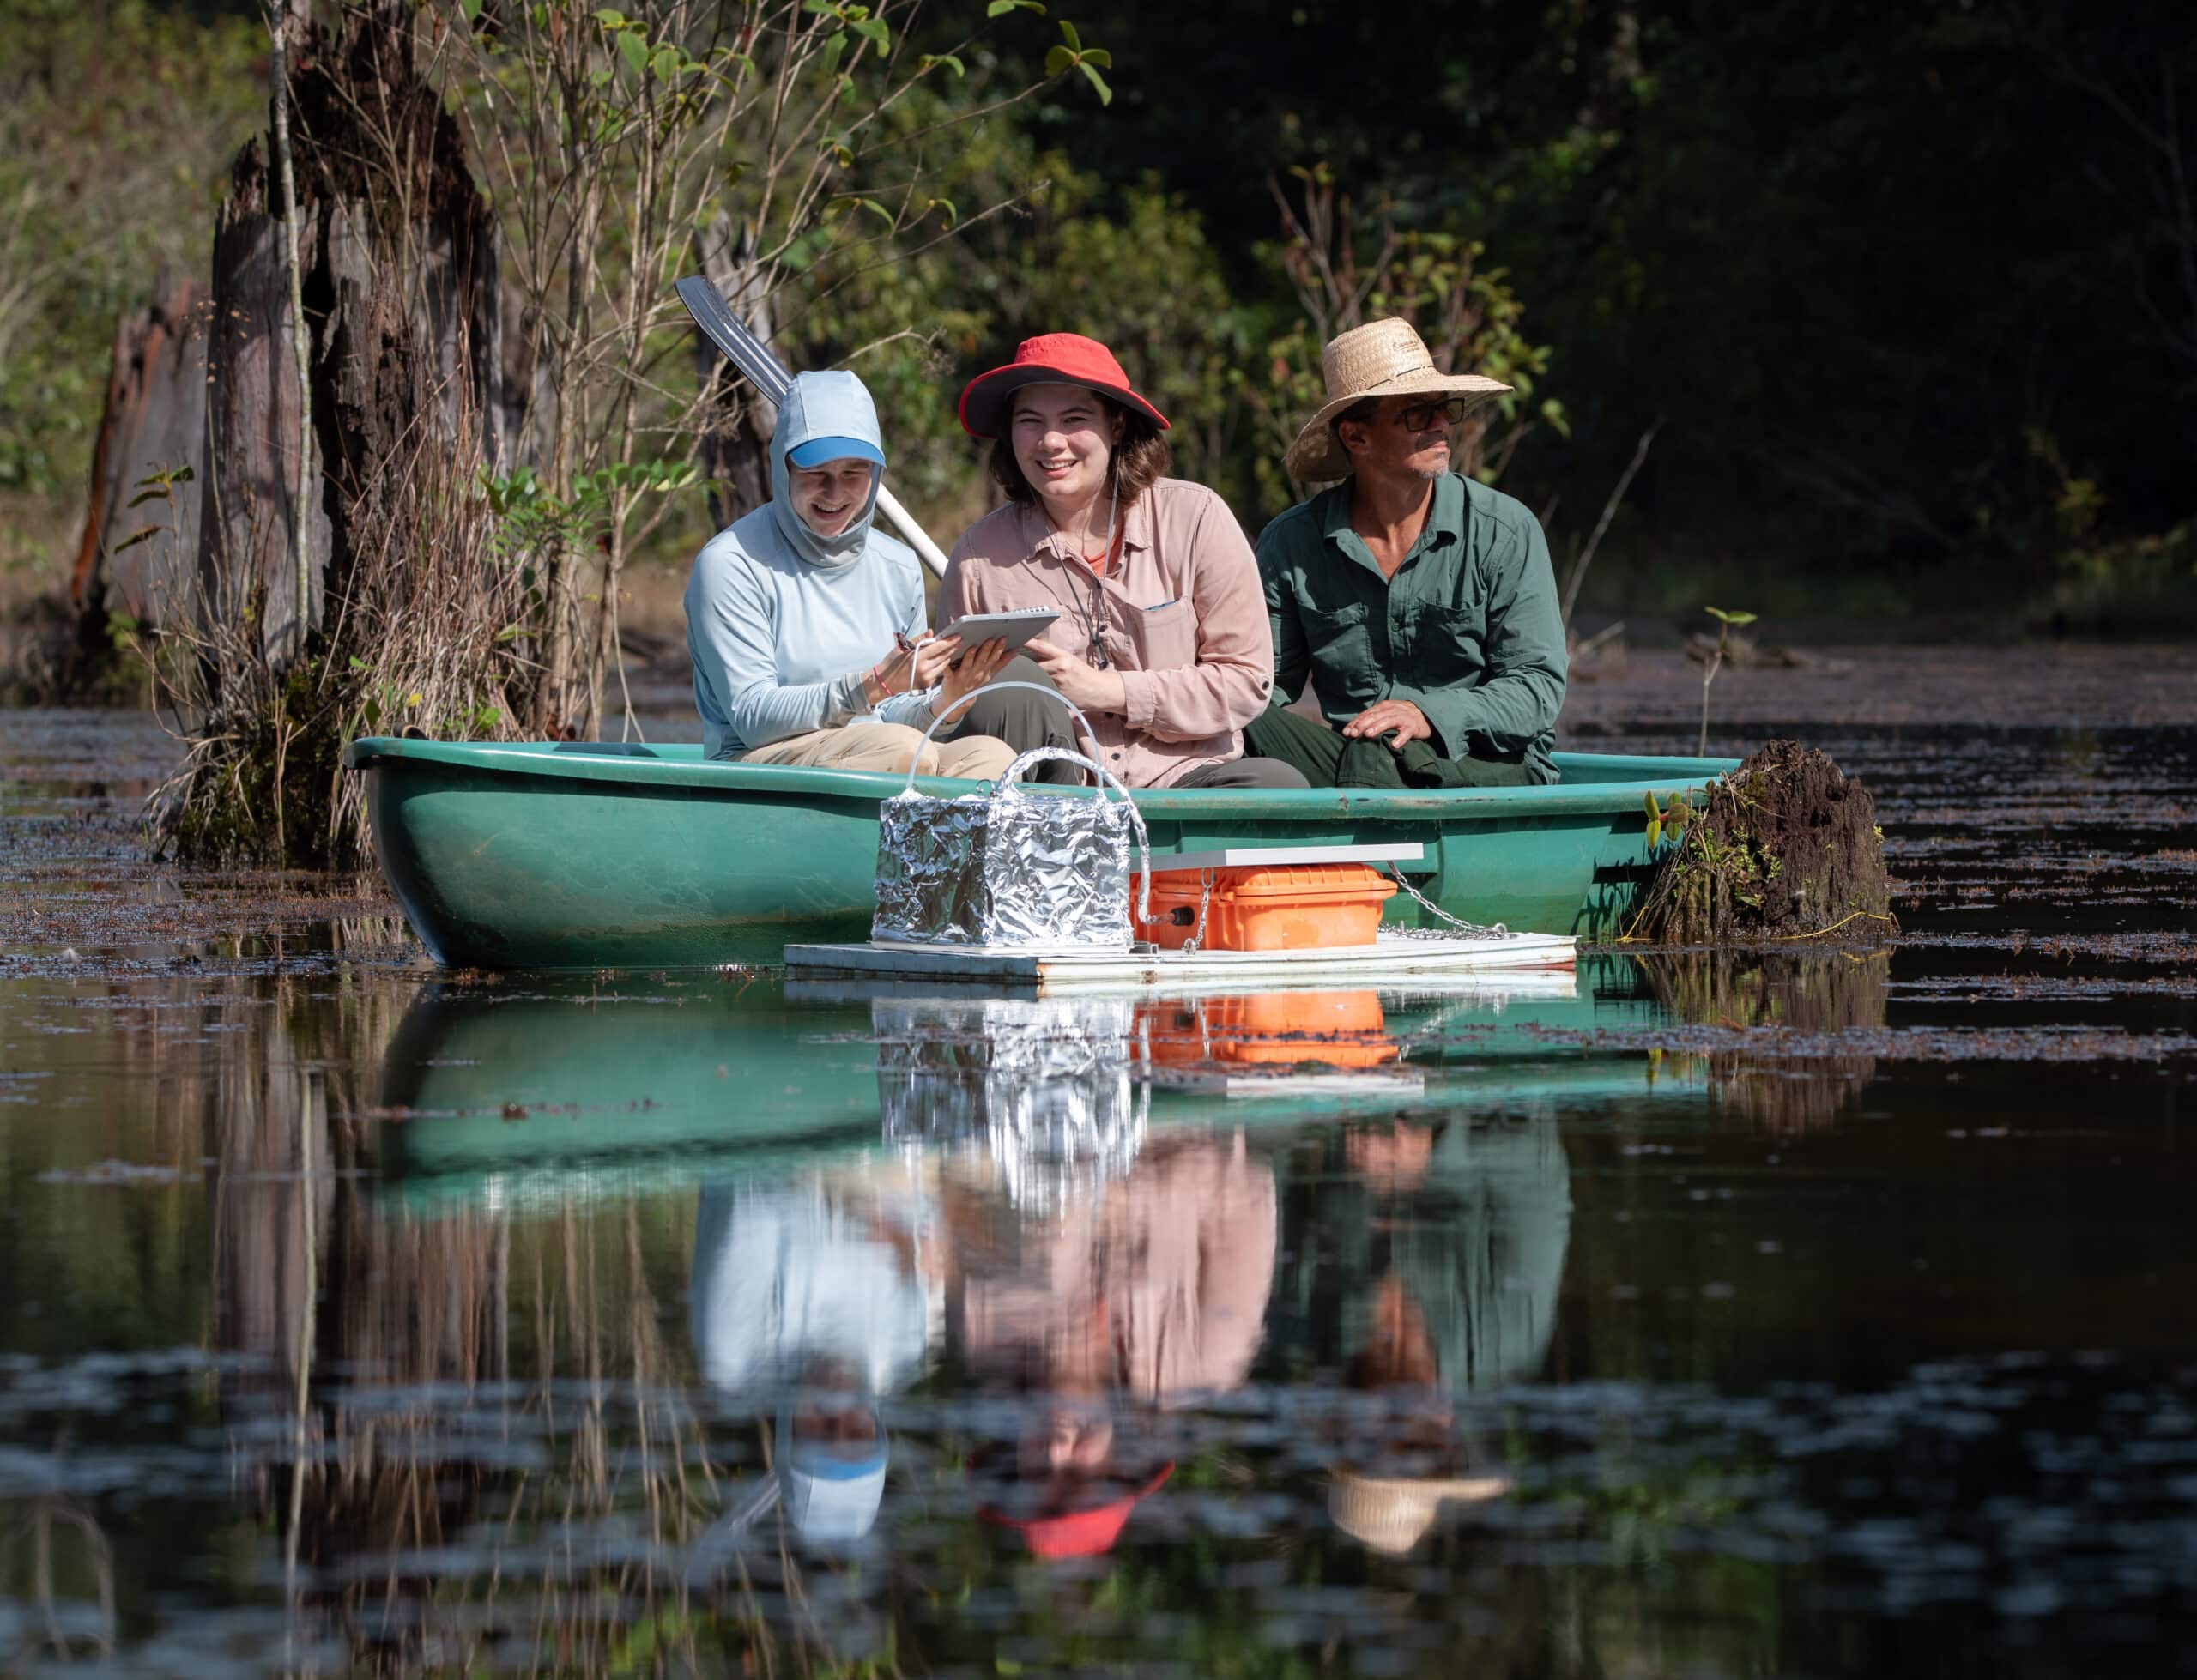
[1697,605,1753,755]
[1246,170,1565,508]
[0,3,257,497]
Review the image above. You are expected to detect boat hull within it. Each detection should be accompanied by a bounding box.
[345,738,1736,969]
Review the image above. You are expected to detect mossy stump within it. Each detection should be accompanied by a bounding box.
[1631,739,1894,943]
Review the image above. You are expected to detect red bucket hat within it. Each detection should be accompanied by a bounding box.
[957,334,1171,440]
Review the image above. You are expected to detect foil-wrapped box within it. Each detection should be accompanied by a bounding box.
[872,746,1147,948]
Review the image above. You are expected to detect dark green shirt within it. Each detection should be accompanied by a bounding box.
[1256,472,1567,783]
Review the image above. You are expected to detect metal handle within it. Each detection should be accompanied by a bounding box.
[891,680,1149,925]
[897,680,1102,794]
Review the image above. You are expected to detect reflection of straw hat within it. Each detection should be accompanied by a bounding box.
[1328,1468,1511,1555]
[1286,319,1513,484]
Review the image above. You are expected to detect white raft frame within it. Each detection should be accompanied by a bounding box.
[782,928,1577,997]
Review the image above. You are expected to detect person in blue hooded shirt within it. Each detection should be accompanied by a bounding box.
[686,368,1030,774]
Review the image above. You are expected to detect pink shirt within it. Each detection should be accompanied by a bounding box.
[941,479,1276,789]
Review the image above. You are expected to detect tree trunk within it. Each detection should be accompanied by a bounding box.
[199,154,331,666]
[693,214,775,531]
[199,0,507,677]
[71,277,209,633]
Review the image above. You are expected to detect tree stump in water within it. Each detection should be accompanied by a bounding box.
[71,276,209,632]
[1630,739,1895,943]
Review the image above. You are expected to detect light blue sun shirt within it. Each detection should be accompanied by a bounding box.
[684,370,933,760]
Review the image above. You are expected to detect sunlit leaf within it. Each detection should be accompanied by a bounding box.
[1057,18,1080,49]
[848,15,888,48]
[917,51,964,75]
[1044,44,1071,75]
[111,525,163,553]
[591,6,625,25]
[1078,59,1111,102]
[615,27,647,73]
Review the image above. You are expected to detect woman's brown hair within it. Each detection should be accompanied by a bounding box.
[988,394,1171,508]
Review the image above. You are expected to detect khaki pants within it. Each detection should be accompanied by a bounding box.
[741,721,1017,779]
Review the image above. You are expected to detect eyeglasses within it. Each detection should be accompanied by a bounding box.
[1393,396,1474,431]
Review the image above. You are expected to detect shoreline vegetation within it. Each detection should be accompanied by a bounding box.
[2,0,2193,863]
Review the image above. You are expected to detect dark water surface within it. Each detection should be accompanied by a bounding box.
[3,696,2194,1677]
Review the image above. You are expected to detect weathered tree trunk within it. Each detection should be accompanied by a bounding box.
[693,214,775,531]
[199,0,507,679]
[71,277,209,633]
[200,154,331,666]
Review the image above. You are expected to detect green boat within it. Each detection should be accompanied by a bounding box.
[342,738,1734,970]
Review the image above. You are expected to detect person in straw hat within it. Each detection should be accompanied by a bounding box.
[1244,319,1568,788]
[944,332,1309,788]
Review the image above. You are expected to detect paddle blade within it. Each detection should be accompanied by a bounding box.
[675,275,791,405]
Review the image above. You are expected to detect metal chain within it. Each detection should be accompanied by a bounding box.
[1180,868,1215,955]
[1383,864,1508,940]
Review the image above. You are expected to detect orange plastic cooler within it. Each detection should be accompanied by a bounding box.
[1133,861,1398,952]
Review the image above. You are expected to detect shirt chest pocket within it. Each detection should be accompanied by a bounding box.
[1304,600,1375,668]
[1123,598,1197,670]
[1415,604,1491,684]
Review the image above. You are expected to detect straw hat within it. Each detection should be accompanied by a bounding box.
[1328,1467,1512,1555]
[1285,318,1513,484]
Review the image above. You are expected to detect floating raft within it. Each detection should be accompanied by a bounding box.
[781,929,1576,997]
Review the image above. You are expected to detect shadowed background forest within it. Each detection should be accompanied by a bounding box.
[3,0,2193,652]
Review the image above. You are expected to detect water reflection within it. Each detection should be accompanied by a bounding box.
[872,996,1147,1205]
[1636,949,1893,1132]
[5,946,2031,1676]
[690,1164,935,1557]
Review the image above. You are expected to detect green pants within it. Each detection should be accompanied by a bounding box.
[1242,702,1539,789]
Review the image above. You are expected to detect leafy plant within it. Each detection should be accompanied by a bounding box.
[1696,605,1754,756]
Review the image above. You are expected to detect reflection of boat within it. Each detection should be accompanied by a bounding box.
[342,738,1736,967]
[376,977,884,1199]
[373,958,1712,1208]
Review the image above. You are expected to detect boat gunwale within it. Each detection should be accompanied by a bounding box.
[344,735,1740,818]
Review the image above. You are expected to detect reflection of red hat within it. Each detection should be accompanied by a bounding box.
[958,334,1171,439]
[979,1463,1173,1558]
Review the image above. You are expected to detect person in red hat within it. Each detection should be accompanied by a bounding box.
[943,335,1309,789]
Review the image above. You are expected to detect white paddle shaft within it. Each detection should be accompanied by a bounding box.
[875,484,949,578]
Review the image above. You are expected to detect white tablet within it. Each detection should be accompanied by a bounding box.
[936,607,1062,658]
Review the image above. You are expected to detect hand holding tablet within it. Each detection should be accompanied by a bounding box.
[935,607,1062,667]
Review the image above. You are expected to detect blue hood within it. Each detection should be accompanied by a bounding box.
[770,370,887,568]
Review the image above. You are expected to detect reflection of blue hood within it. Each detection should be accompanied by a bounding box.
[688,1180,930,1397]
[768,371,886,568]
